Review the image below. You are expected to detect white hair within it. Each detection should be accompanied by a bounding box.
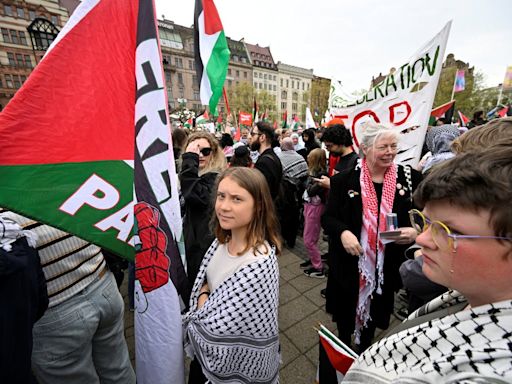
[359,121,399,153]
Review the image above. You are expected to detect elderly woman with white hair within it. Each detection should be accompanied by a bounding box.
[321,121,422,352]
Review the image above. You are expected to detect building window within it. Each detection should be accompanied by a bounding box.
[264,74,267,80]
[51,16,58,26]
[27,18,59,50]
[281,90,287,99]
[259,83,262,89]
[159,29,183,49]
[192,75,198,87]
[292,103,297,112]
[177,72,183,85]
[228,68,231,75]
[286,79,289,87]
[189,59,194,70]
[259,73,262,78]
[193,90,200,100]
[17,7,25,18]
[243,72,247,79]
[19,31,27,45]
[280,79,283,87]
[175,57,183,68]
[24,55,32,68]
[293,92,298,101]
[241,57,247,63]
[10,30,19,44]
[273,85,276,91]
[15,53,23,66]
[7,53,15,66]
[1,28,9,43]
[307,83,310,90]
[13,75,21,89]
[303,93,308,102]
[233,55,238,62]
[273,75,276,81]
[179,88,184,98]
[281,102,286,110]
[29,10,35,20]
[4,5,13,16]
[5,74,14,88]
[236,70,239,77]
[20,75,26,84]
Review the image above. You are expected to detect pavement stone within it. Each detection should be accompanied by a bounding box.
[280,355,317,384]
[279,295,318,332]
[279,282,302,305]
[279,332,301,368]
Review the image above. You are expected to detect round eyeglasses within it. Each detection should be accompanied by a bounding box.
[409,209,512,253]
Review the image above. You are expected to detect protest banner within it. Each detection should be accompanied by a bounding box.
[328,22,451,167]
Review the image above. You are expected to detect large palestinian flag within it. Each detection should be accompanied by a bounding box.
[194,0,230,116]
[0,0,186,383]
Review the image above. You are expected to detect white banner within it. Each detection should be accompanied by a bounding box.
[329,22,451,167]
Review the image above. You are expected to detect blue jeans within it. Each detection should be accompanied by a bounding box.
[31,271,135,384]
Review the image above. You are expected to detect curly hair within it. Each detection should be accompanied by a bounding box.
[320,124,353,147]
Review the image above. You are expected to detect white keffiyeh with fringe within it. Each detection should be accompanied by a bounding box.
[183,239,280,384]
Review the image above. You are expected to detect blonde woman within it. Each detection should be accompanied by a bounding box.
[184,168,281,383]
[180,131,226,289]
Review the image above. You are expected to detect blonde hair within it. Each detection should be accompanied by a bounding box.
[307,148,327,174]
[451,117,512,154]
[186,131,226,175]
[210,168,282,255]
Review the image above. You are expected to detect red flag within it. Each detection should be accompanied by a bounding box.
[498,106,509,117]
[458,111,470,126]
[239,111,252,126]
[282,110,288,128]
[318,326,358,376]
[431,100,455,119]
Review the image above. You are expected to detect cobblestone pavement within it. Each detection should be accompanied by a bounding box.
[121,236,402,384]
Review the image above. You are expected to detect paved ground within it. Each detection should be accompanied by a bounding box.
[121,236,402,383]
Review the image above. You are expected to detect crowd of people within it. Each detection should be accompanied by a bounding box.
[1,115,511,383]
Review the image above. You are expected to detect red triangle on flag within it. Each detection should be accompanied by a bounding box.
[0,0,137,166]
[431,100,455,118]
[202,0,224,35]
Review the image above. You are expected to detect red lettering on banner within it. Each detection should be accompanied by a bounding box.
[351,110,380,147]
[389,101,412,126]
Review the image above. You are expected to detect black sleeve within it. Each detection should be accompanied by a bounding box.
[321,173,350,238]
[179,152,217,208]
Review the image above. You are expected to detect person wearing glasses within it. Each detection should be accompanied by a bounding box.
[321,121,422,353]
[343,146,512,382]
[180,132,226,290]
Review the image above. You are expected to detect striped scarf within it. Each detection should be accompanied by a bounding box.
[356,159,397,343]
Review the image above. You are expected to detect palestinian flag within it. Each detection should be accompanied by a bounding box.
[429,100,455,125]
[0,0,187,383]
[194,0,230,116]
[458,110,470,126]
[282,110,288,128]
[318,324,358,380]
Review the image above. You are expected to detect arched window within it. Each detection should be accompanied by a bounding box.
[27,18,59,51]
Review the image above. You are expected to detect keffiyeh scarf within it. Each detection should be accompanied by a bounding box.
[343,290,512,383]
[356,159,397,343]
[183,240,280,384]
[0,215,37,251]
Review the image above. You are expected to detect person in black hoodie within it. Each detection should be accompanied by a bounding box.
[180,132,227,289]
[301,128,320,159]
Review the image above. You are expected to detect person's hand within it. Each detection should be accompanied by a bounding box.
[395,227,418,244]
[197,283,210,309]
[185,141,200,155]
[341,230,363,256]
[315,175,330,189]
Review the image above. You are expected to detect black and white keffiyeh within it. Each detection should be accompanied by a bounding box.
[183,239,280,384]
[343,290,512,383]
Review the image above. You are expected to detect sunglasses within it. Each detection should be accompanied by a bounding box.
[409,209,512,253]
[199,147,212,156]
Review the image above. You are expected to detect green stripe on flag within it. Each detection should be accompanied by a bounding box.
[0,161,135,259]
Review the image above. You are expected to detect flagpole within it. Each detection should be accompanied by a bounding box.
[497,83,503,106]
[450,68,458,102]
[222,87,231,116]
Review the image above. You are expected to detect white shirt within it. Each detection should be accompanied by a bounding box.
[207,241,271,292]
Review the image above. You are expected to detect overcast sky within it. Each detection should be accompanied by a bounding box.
[155,0,510,92]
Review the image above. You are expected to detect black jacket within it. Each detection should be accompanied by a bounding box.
[321,164,422,331]
[179,152,218,287]
[255,148,282,199]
